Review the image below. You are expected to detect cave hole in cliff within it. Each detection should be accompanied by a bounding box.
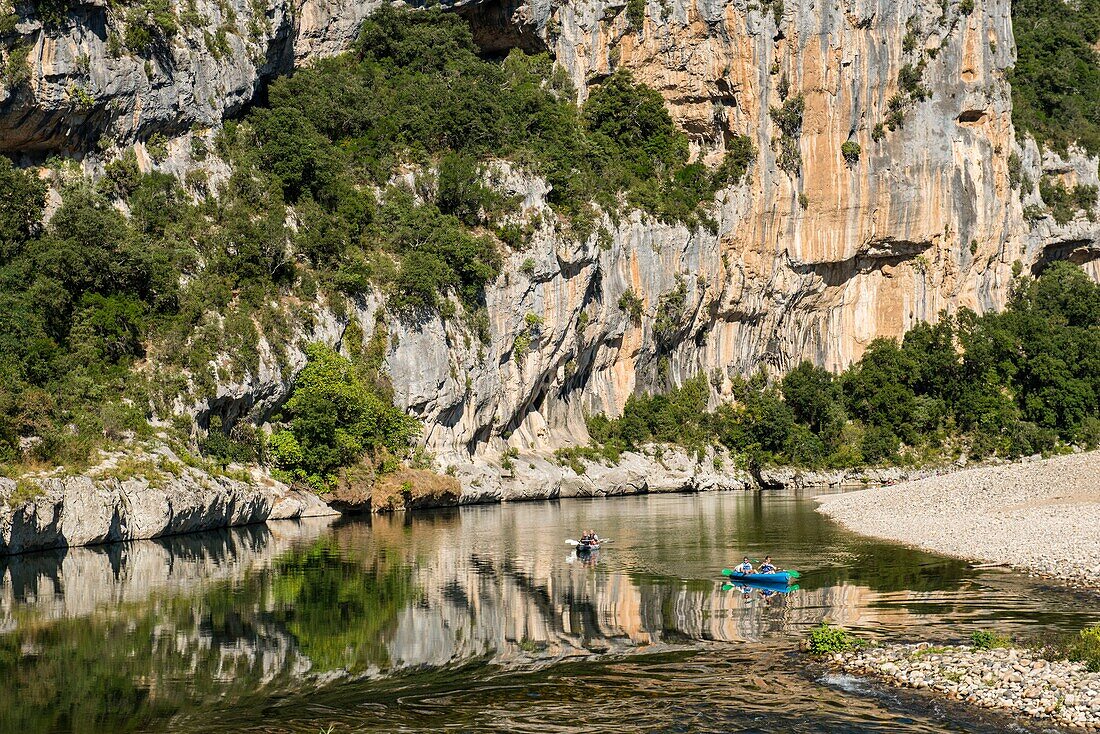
[438,400,465,429]
[450,0,548,55]
[199,395,261,432]
[466,423,493,456]
[1032,240,1100,276]
[956,110,988,126]
[791,251,928,288]
[558,347,593,399]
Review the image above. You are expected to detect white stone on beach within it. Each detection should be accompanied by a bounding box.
[831,642,1100,730]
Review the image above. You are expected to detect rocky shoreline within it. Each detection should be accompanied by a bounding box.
[816,451,1100,590]
[450,444,964,503]
[830,642,1100,730]
[1,442,957,556]
[0,446,336,556]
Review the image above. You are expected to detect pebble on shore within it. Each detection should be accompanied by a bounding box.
[833,642,1100,729]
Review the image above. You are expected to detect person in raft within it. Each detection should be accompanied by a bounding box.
[581,530,600,544]
[735,557,754,574]
[758,556,778,574]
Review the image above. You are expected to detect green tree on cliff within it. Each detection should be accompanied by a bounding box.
[269,343,419,491]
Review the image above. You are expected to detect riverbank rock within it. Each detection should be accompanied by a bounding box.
[0,448,335,556]
[757,466,944,489]
[0,438,1056,556]
[371,468,462,512]
[448,446,756,506]
[833,642,1100,730]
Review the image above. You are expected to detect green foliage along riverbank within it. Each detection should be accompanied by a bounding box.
[267,343,419,491]
[586,262,1100,471]
[0,8,751,472]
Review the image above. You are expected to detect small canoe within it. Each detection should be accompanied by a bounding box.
[720,569,799,585]
[576,543,600,553]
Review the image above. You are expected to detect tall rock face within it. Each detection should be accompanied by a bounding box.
[2,0,282,151]
[3,0,1098,461]
[0,0,380,152]
[376,0,1098,460]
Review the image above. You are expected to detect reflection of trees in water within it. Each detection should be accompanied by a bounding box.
[0,535,415,733]
[0,611,180,733]
[269,538,413,672]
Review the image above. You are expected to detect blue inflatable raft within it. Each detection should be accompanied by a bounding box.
[720,569,800,585]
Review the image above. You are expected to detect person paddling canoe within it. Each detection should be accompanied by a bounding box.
[735,557,754,574]
[578,530,601,549]
[758,556,778,574]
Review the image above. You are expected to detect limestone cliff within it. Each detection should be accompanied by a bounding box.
[0,0,369,152]
[2,0,1098,467]
[0,447,335,554]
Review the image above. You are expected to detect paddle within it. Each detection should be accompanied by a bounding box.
[566,538,612,546]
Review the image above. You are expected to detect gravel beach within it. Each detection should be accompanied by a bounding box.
[831,642,1100,729]
[816,451,1100,589]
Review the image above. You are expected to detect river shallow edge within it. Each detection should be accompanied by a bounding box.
[815,450,1100,591]
[811,451,1100,730]
[1,442,971,556]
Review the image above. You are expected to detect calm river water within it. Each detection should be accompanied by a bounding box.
[1,490,1098,733]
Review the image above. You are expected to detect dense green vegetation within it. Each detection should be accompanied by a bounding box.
[248,6,753,239]
[1068,625,1100,672]
[806,623,863,654]
[585,262,1100,470]
[0,7,751,472]
[1010,0,1100,155]
[0,160,166,467]
[970,629,1012,650]
[979,624,1100,672]
[1038,176,1098,225]
[268,343,418,491]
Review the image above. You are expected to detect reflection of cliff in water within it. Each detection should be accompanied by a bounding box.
[0,516,337,629]
[0,492,978,732]
[358,507,888,672]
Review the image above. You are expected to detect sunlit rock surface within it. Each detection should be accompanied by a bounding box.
[2,0,1097,467]
[0,448,335,555]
